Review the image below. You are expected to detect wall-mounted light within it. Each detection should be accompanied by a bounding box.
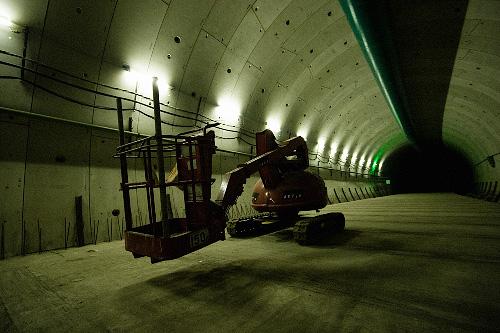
[330,142,338,157]
[122,66,139,87]
[266,118,281,134]
[341,149,349,162]
[0,13,11,26]
[297,128,308,141]
[123,66,169,93]
[317,137,326,152]
[0,12,25,33]
[351,151,358,163]
[216,98,240,125]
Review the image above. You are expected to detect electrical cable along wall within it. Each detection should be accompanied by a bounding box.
[0,46,383,175]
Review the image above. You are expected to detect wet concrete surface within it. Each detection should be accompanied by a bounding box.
[1,193,500,332]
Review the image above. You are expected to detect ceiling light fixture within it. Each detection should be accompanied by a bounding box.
[266,118,281,134]
[297,129,308,141]
[0,13,11,26]
[0,12,25,33]
[317,138,326,152]
[341,150,349,162]
[330,142,338,155]
[216,98,240,125]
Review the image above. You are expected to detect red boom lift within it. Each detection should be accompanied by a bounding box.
[215,129,344,238]
[115,80,344,263]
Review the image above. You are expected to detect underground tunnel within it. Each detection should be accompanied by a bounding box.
[0,0,499,332]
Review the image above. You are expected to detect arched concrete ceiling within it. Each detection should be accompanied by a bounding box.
[0,0,499,174]
[443,0,500,167]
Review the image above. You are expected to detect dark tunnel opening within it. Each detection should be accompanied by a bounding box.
[381,144,474,194]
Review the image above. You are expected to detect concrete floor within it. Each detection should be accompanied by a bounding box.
[1,193,500,332]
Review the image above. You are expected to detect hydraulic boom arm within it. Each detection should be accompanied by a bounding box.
[215,130,309,210]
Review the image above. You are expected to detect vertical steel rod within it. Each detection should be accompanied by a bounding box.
[21,28,28,80]
[1,222,5,260]
[37,219,41,254]
[152,77,170,238]
[146,144,157,226]
[21,219,25,255]
[143,148,154,226]
[116,98,133,231]
[75,196,84,246]
[64,217,67,249]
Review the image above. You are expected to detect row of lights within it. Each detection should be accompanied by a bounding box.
[265,119,380,170]
[0,7,240,131]
[123,64,244,126]
[7,5,377,172]
[0,8,381,175]
[0,10,242,141]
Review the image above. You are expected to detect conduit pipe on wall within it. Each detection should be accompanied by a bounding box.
[339,0,420,149]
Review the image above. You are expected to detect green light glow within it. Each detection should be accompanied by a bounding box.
[370,135,406,175]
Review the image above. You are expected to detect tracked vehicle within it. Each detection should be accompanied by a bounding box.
[216,129,345,242]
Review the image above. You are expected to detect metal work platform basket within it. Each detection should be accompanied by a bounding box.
[114,124,225,263]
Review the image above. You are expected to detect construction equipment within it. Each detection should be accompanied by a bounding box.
[116,125,344,262]
[114,123,226,263]
[115,80,343,263]
[114,79,226,263]
[215,129,345,242]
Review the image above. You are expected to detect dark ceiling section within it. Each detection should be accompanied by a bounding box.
[339,0,420,148]
[389,0,469,147]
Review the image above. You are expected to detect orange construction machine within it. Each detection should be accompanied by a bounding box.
[115,80,343,263]
[115,126,344,262]
[215,129,344,238]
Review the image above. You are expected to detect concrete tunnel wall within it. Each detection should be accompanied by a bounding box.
[1,0,499,259]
